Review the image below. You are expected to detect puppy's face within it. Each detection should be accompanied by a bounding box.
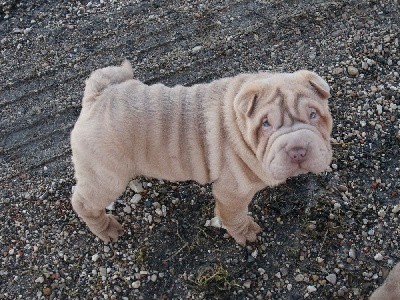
[234,70,333,185]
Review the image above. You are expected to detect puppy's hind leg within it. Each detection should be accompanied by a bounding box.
[71,184,125,242]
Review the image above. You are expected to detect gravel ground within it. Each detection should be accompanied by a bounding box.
[1,0,399,299]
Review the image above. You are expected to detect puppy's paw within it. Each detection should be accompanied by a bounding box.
[95,214,124,243]
[225,216,262,246]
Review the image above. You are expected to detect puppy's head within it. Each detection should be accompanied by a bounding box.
[234,70,333,185]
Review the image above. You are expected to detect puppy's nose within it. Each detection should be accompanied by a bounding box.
[288,147,307,163]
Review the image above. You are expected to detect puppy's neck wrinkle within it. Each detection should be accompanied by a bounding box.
[222,74,271,185]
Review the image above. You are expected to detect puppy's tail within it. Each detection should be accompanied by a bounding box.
[82,59,133,105]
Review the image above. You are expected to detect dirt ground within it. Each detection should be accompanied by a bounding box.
[1,0,399,299]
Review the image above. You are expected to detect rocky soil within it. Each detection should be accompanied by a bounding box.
[1,0,399,299]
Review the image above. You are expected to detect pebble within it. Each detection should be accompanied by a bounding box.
[129,180,144,193]
[132,281,141,289]
[92,254,100,262]
[392,204,400,214]
[376,104,383,115]
[150,274,157,282]
[42,287,51,296]
[123,206,132,214]
[191,45,202,53]
[326,273,337,285]
[205,217,222,228]
[99,267,107,277]
[332,67,343,75]
[106,202,115,211]
[307,285,317,293]
[377,209,386,217]
[349,248,356,259]
[374,253,384,261]
[131,194,142,204]
[243,280,251,288]
[35,276,44,283]
[295,274,305,282]
[347,66,359,77]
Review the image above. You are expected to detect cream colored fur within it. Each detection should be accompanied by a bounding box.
[71,60,333,245]
[370,263,400,300]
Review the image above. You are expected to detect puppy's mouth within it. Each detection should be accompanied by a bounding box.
[269,161,308,182]
[263,129,331,183]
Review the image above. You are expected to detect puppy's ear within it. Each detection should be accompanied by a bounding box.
[234,83,263,117]
[295,70,330,100]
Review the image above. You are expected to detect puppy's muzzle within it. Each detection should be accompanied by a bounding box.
[287,146,308,164]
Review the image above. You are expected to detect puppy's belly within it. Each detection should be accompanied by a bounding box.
[133,142,211,185]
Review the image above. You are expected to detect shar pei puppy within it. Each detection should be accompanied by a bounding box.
[71,60,333,245]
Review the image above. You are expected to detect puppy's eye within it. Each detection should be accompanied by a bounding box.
[262,118,270,128]
[309,110,318,120]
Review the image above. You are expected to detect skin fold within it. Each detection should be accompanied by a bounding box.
[71,60,333,245]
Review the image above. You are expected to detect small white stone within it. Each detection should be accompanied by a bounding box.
[155,208,163,216]
[333,203,341,210]
[92,253,100,262]
[349,248,356,259]
[104,246,110,253]
[150,274,157,282]
[376,104,383,115]
[191,45,202,53]
[307,285,317,293]
[243,280,251,288]
[106,202,115,211]
[258,268,266,275]
[132,281,141,289]
[287,284,292,291]
[295,274,305,282]
[147,215,153,223]
[123,206,132,214]
[374,253,384,261]
[206,217,222,228]
[131,194,142,204]
[129,180,144,193]
[392,204,400,214]
[35,276,44,283]
[326,273,337,285]
[377,209,386,217]
[347,66,359,76]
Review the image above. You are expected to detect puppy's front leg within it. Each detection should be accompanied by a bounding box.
[213,185,261,246]
[71,188,123,242]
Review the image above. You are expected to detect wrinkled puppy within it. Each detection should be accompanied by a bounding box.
[370,263,400,300]
[71,60,333,245]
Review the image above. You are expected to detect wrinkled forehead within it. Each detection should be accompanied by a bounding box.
[256,76,328,120]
